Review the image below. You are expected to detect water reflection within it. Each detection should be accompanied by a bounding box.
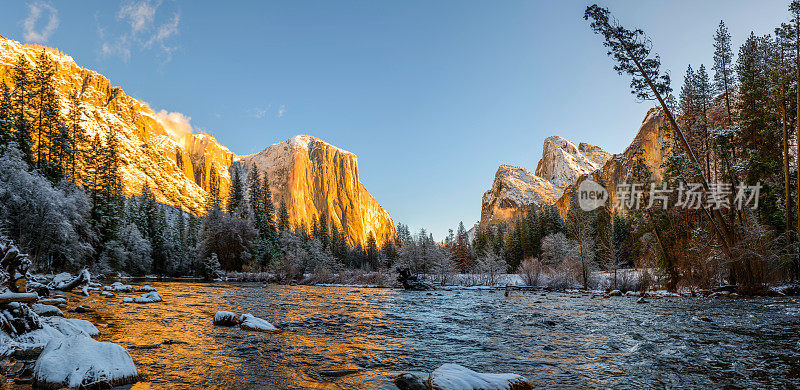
[65,283,800,389]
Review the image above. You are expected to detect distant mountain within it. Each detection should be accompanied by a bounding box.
[480,109,670,228]
[0,36,396,247]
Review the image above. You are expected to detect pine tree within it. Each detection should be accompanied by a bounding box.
[453,221,472,271]
[33,50,59,176]
[694,64,713,179]
[366,231,378,270]
[95,132,123,244]
[261,171,277,240]
[0,83,12,151]
[66,92,85,183]
[227,165,245,217]
[278,199,290,232]
[319,214,329,249]
[11,54,33,166]
[713,21,736,125]
[207,164,221,210]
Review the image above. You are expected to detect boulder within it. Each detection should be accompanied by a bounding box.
[213,311,241,326]
[104,282,134,293]
[608,290,622,297]
[122,291,162,303]
[427,364,533,390]
[394,372,427,390]
[30,304,63,317]
[33,335,138,389]
[239,313,279,333]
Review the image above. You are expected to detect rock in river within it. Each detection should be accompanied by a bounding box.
[33,335,138,389]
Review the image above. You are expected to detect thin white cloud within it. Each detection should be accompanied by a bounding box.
[248,104,271,119]
[99,0,180,63]
[23,2,59,43]
[118,1,156,33]
[248,104,286,119]
[154,109,194,139]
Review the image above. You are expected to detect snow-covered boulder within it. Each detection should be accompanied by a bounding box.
[213,311,241,326]
[239,313,279,333]
[50,272,73,288]
[427,364,532,390]
[122,291,162,303]
[213,311,280,333]
[31,304,63,317]
[33,335,138,389]
[104,282,134,293]
[137,285,156,292]
[43,317,99,337]
[101,291,115,297]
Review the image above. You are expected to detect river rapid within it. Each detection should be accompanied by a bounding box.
[63,282,799,389]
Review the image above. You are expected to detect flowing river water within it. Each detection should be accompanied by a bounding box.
[61,282,799,389]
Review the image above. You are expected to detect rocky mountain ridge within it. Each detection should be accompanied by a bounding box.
[0,36,396,246]
[480,108,669,228]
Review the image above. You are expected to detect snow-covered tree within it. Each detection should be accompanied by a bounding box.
[476,250,506,286]
[540,232,576,267]
[198,206,256,271]
[0,148,95,271]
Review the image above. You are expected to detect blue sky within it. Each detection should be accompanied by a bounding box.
[0,0,790,240]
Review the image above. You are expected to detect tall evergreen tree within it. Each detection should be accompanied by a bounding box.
[278,199,290,232]
[227,165,245,217]
[33,50,59,176]
[207,164,221,210]
[66,92,85,183]
[366,231,379,270]
[11,54,33,165]
[713,21,736,125]
[0,83,12,151]
[319,213,329,249]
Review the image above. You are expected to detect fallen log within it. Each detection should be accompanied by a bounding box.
[0,292,38,304]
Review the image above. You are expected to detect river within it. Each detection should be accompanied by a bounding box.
[64,282,799,389]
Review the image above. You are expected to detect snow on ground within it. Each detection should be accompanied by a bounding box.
[239,314,279,333]
[33,335,138,389]
[122,291,162,303]
[427,364,532,390]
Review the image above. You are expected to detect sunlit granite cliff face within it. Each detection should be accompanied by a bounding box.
[238,136,397,246]
[481,108,670,228]
[0,36,395,247]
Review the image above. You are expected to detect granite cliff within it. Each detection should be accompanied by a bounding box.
[481,108,670,228]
